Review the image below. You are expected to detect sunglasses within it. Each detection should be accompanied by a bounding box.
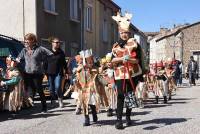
[52,41,60,44]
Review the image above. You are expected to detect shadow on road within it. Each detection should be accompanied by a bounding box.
[95,117,189,130]
[0,101,72,123]
[136,118,190,130]
[143,104,171,109]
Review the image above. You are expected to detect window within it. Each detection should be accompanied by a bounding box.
[70,0,79,21]
[44,0,55,12]
[102,19,108,42]
[86,6,92,31]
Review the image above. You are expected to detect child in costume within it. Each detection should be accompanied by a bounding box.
[0,56,22,112]
[154,61,168,104]
[165,58,177,100]
[103,53,117,116]
[76,49,99,126]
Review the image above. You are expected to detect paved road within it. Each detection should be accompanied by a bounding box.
[1,80,200,134]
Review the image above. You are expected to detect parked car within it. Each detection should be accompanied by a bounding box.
[0,34,24,92]
[0,34,24,68]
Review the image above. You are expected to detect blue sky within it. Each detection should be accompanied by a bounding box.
[113,0,200,32]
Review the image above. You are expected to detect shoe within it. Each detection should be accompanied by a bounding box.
[92,114,98,122]
[164,96,167,103]
[75,108,82,115]
[126,116,132,126]
[115,119,123,129]
[90,105,98,122]
[168,96,172,100]
[28,97,34,107]
[155,96,159,104]
[107,109,113,117]
[139,99,144,108]
[83,115,90,126]
[41,107,47,113]
[58,98,64,108]
[50,100,56,108]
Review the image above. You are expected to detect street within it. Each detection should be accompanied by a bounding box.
[1,80,200,134]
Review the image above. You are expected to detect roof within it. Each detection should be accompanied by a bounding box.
[156,21,200,42]
[130,23,147,38]
[144,32,159,37]
[99,0,121,12]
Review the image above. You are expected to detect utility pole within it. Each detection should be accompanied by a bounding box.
[22,0,25,37]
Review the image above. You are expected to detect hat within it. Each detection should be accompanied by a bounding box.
[106,52,112,62]
[112,12,132,32]
[157,61,164,67]
[166,57,173,64]
[79,49,93,66]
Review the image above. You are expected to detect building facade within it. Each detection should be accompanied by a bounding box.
[84,0,120,57]
[0,0,84,56]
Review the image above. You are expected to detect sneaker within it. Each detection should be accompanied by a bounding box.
[58,98,64,108]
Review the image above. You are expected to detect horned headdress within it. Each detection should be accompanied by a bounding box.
[112,12,133,32]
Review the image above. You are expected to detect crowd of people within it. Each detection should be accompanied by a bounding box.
[0,12,199,130]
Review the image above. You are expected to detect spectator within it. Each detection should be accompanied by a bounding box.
[17,33,53,113]
[45,37,67,108]
[187,56,199,86]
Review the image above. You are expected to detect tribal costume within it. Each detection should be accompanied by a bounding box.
[112,12,148,129]
[154,61,168,104]
[76,49,108,126]
[0,57,22,112]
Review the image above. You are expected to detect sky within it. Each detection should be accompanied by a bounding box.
[113,0,200,32]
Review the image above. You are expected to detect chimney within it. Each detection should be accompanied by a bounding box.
[160,27,168,34]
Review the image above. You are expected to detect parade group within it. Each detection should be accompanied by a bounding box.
[0,12,198,130]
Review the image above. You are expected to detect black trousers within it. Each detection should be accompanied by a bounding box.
[24,73,46,109]
[189,72,196,85]
[115,75,142,119]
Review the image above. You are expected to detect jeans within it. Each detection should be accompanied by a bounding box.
[48,74,63,100]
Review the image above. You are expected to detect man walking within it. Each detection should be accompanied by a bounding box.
[187,56,198,86]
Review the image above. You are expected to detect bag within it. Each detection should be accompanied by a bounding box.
[124,91,138,108]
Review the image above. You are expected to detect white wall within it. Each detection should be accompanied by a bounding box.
[0,0,36,41]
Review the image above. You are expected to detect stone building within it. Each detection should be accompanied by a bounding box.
[150,21,200,72]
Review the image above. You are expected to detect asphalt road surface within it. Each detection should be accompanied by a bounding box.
[0,80,200,134]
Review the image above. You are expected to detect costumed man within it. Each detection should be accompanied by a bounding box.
[0,56,22,112]
[76,49,99,126]
[112,12,148,129]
